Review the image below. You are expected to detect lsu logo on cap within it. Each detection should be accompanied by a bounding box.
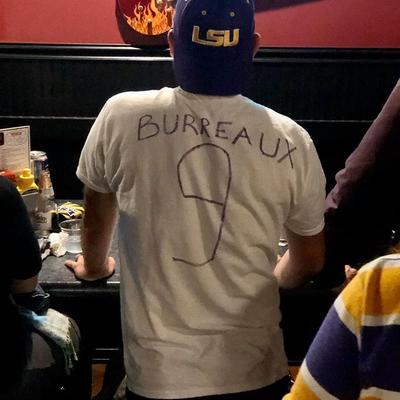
[192,26,240,47]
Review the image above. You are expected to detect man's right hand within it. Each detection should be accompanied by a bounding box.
[65,254,116,282]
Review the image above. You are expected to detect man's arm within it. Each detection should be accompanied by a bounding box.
[274,228,325,289]
[65,186,117,281]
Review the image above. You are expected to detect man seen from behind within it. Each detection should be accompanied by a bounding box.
[66,0,326,398]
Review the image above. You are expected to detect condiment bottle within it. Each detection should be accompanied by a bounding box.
[34,170,57,237]
[17,168,39,194]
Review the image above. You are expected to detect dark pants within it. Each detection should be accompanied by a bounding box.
[1,319,92,400]
[126,376,291,400]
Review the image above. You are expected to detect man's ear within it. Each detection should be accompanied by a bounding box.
[168,29,174,57]
[253,32,261,57]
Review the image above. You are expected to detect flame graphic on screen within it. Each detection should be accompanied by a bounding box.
[124,0,175,36]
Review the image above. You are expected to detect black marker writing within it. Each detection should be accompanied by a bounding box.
[173,143,232,266]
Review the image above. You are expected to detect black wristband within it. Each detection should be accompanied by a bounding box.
[13,284,51,315]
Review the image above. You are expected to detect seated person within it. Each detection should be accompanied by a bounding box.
[0,176,91,400]
[314,78,400,288]
[283,247,400,399]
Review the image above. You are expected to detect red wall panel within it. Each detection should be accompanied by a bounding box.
[0,0,399,47]
[0,0,121,44]
[255,0,400,48]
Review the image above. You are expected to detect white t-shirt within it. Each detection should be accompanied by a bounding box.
[77,87,326,399]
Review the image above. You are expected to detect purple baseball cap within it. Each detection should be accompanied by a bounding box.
[172,0,256,96]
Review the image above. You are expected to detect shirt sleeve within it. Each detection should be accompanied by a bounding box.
[76,100,114,193]
[285,127,326,236]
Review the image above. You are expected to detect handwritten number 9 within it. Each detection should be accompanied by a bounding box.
[173,143,232,266]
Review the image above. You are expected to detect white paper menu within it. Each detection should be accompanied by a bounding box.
[0,126,31,174]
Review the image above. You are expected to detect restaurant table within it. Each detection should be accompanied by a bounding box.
[40,240,338,366]
[39,236,125,398]
[39,237,122,363]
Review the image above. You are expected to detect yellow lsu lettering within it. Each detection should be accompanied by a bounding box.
[192,25,240,47]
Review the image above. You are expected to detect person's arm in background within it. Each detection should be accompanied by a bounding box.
[65,186,117,281]
[274,228,325,289]
[0,176,47,311]
[313,79,400,289]
[2,176,42,281]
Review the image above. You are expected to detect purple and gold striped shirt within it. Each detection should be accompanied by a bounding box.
[284,255,400,399]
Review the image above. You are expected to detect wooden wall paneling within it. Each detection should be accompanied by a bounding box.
[251,51,400,121]
[1,45,399,198]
